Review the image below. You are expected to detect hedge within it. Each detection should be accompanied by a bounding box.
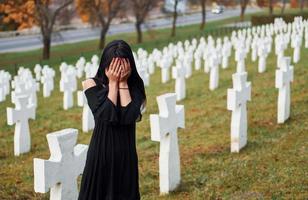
[251,12,308,26]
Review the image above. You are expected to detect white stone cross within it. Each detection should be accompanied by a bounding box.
[172,60,186,101]
[258,43,268,73]
[34,64,42,81]
[0,70,11,102]
[227,72,251,153]
[76,57,86,78]
[26,78,39,108]
[137,67,150,87]
[194,49,202,70]
[209,53,220,90]
[60,68,77,110]
[41,67,55,98]
[275,57,293,124]
[251,38,258,62]
[222,39,231,69]
[33,128,88,200]
[184,52,193,78]
[7,95,36,156]
[235,48,246,73]
[77,90,95,132]
[292,35,301,63]
[160,58,170,84]
[11,82,32,106]
[150,93,185,194]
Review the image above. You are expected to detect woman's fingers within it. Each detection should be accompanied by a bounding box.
[117,59,123,76]
[109,58,115,72]
[112,57,119,73]
[113,58,120,77]
[112,58,120,75]
[106,58,113,74]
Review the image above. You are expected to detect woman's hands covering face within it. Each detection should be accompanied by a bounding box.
[105,57,122,83]
[119,58,131,83]
[105,57,131,83]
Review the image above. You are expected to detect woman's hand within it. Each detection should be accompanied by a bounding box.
[105,57,122,83]
[119,58,131,83]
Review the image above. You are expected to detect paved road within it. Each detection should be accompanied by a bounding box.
[0,8,259,53]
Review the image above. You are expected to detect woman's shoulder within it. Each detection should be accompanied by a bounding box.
[82,78,96,91]
[82,78,107,90]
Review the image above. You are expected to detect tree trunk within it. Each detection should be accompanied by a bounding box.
[171,0,178,37]
[281,0,286,14]
[269,0,273,15]
[200,0,206,30]
[300,0,304,12]
[99,28,108,50]
[240,1,247,21]
[136,21,143,43]
[42,35,51,60]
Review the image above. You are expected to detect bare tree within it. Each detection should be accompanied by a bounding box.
[200,0,207,30]
[269,0,273,15]
[130,0,157,43]
[281,0,286,14]
[171,0,179,37]
[84,0,122,49]
[35,0,73,59]
[240,0,249,21]
[300,0,305,12]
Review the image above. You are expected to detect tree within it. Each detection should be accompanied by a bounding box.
[130,0,157,43]
[76,0,122,49]
[171,0,179,37]
[300,0,305,12]
[200,0,206,30]
[0,0,36,30]
[281,0,287,14]
[34,0,73,59]
[240,0,249,21]
[269,0,273,15]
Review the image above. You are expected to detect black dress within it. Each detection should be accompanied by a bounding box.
[78,78,143,200]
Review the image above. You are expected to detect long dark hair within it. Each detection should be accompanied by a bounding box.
[94,40,146,109]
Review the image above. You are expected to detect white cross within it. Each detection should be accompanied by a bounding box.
[275,57,293,123]
[137,67,150,87]
[161,58,170,84]
[227,72,251,153]
[7,95,35,156]
[235,48,246,73]
[150,93,185,194]
[34,64,42,81]
[172,60,186,101]
[11,82,32,106]
[61,68,77,110]
[77,90,94,132]
[34,128,88,200]
[209,53,220,90]
[292,36,301,63]
[258,43,268,73]
[41,67,55,98]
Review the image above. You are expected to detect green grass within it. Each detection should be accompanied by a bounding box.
[0,9,308,199]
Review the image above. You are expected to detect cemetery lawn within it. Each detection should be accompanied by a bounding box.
[0,11,308,199]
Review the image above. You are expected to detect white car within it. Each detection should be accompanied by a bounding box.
[211,6,224,14]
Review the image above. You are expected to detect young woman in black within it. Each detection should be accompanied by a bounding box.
[78,40,146,200]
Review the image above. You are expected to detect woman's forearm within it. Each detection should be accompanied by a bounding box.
[119,81,132,107]
[108,81,119,106]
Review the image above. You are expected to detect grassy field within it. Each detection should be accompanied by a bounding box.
[0,10,308,199]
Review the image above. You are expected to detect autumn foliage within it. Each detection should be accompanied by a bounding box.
[0,0,37,30]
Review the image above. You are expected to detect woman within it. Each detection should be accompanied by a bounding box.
[78,40,146,200]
